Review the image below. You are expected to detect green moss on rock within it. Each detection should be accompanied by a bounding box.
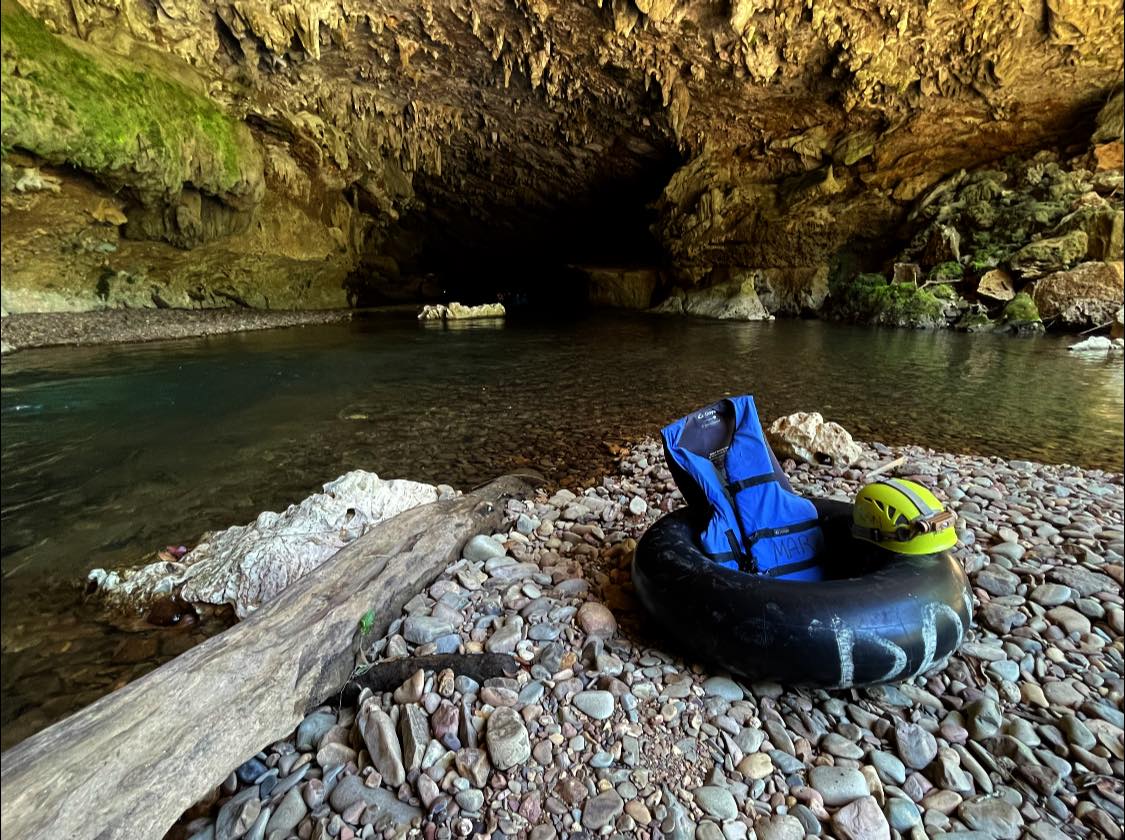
[955,310,994,332]
[931,282,960,301]
[929,261,964,282]
[827,272,948,328]
[0,1,262,205]
[1002,291,1041,323]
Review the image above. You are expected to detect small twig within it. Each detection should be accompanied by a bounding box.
[1078,320,1114,336]
[866,455,906,479]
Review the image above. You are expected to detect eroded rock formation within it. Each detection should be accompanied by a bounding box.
[1,0,1122,318]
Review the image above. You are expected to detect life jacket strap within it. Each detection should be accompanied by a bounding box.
[744,518,822,546]
[707,447,758,573]
[727,472,779,494]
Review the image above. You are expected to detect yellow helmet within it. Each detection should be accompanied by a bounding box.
[853,479,958,555]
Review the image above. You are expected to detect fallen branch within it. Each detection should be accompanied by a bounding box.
[0,474,536,840]
[338,653,520,706]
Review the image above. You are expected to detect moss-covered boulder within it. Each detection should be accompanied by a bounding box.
[1050,205,1124,261]
[1002,291,1042,324]
[825,273,949,329]
[1009,230,1090,280]
[0,1,262,210]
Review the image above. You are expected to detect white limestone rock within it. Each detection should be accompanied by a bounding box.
[89,470,442,618]
[768,411,863,467]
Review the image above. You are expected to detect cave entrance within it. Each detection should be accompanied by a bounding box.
[348,134,684,314]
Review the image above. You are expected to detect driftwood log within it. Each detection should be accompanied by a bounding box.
[0,474,535,840]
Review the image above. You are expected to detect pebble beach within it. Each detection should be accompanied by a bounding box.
[167,438,1124,840]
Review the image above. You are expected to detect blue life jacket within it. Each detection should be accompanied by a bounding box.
[662,396,826,580]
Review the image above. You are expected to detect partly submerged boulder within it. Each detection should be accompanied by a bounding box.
[1031,261,1124,328]
[652,275,771,321]
[1068,336,1124,356]
[89,471,447,618]
[419,302,506,320]
[767,412,863,468]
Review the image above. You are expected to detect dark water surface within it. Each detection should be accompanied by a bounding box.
[2,313,1122,747]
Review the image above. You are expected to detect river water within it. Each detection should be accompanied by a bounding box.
[1,313,1122,747]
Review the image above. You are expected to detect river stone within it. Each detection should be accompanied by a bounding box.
[264,787,306,836]
[1042,680,1084,707]
[455,748,491,787]
[822,733,865,759]
[754,814,806,840]
[576,601,617,638]
[737,752,774,780]
[693,786,737,821]
[486,706,531,769]
[1059,715,1096,750]
[987,660,1020,683]
[456,789,485,813]
[894,721,938,769]
[702,676,744,701]
[357,704,405,787]
[295,709,336,752]
[1047,567,1115,596]
[1029,583,1073,607]
[884,798,921,832]
[809,766,869,807]
[582,790,624,830]
[1045,606,1091,635]
[963,698,1003,740]
[329,775,423,825]
[958,796,1023,839]
[216,786,260,840]
[790,803,821,837]
[980,604,1023,634]
[399,703,430,771]
[869,751,907,785]
[976,567,1020,596]
[463,534,507,562]
[573,690,615,720]
[988,543,1025,563]
[735,727,766,755]
[235,757,268,785]
[832,795,890,840]
[403,616,454,644]
[485,620,523,653]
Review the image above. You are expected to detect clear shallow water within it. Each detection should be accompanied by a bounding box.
[1,313,1122,747]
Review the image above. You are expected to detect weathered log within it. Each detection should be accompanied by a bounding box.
[0,474,535,840]
[338,653,520,706]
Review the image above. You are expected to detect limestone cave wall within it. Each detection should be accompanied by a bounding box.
[1,0,1122,315]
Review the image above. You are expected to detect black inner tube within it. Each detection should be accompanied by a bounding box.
[632,500,974,688]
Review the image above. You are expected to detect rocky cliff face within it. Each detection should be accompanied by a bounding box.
[1,0,1122,317]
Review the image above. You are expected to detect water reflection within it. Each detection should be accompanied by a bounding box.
[0,313,1121,746]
